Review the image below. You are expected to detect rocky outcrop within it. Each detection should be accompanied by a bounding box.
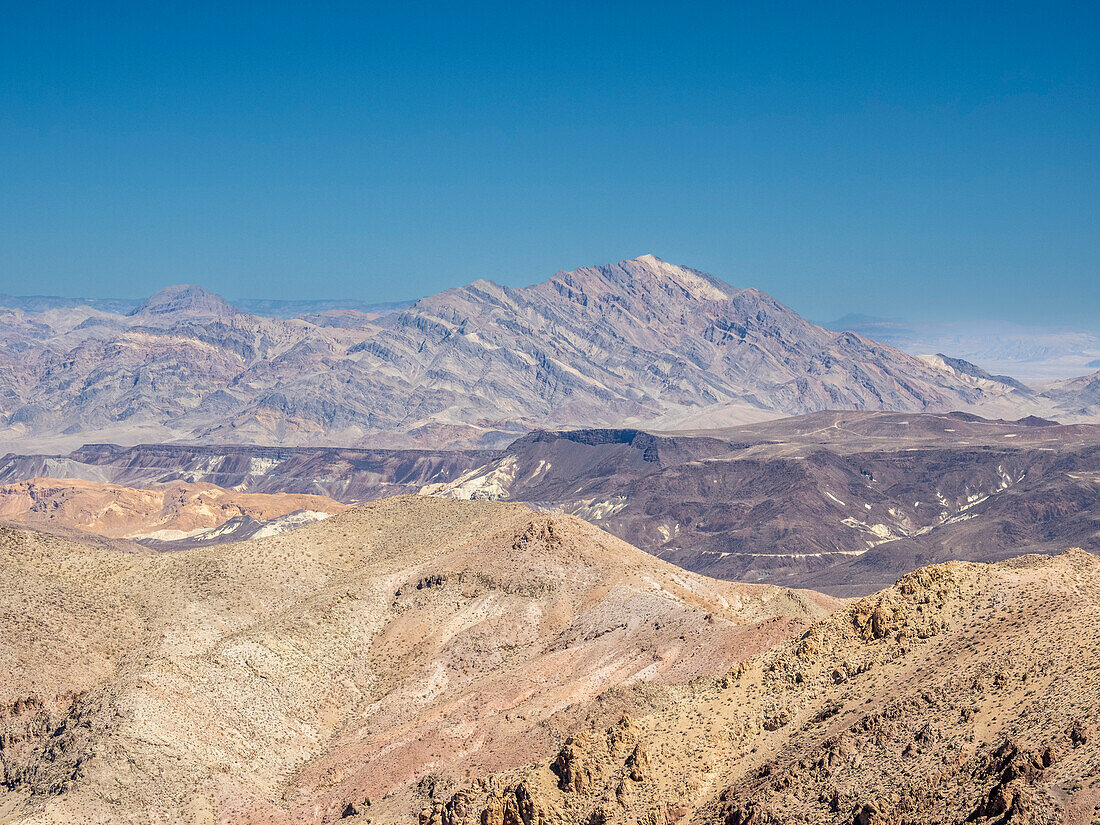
[443,548,1100,825]
[421,782,553,825]
[0,689,106,797]
[420,718,659,825]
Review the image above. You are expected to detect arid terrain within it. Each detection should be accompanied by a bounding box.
[423,411,1100,594]
[0,497,1096,824]
[3,256,1097,453]
[0,496,838,824]
[4,411,1097,593]
[0,477,346,548]
[409,546,1100,825]
[6,5,1096,823]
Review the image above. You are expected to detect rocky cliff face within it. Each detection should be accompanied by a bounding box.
[0,256,1076,452]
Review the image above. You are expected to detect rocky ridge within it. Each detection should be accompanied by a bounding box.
[413,547,1100,825]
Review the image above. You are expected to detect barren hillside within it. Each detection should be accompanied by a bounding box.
[0,496,838,824]
[418,547,1100,825]
[0,477,347,546]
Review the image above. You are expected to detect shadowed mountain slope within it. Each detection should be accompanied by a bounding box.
[421,412,1100,594]
[2,411,1098,593]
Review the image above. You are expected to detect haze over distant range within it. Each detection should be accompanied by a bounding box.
[821,315,1100,381]
[4,279,1097,382]
[1,254,1098,454]
[3,4,1097,326]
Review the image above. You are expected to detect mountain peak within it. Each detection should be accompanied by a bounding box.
[625,254,734,301]
[549,255,735,303]
[130,285,240,319]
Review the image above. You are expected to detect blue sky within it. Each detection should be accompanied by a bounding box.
[1,1,1097,326]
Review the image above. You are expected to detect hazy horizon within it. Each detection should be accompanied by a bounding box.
[3,254,1099,338]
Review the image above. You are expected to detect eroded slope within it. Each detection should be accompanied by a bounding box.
[0,477,347,546]
[0,496,838,824]
[419,548,1100,825]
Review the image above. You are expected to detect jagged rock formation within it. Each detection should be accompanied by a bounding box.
[417,547,1100,825]
[2,255,1087,453]
[0,496,838,824]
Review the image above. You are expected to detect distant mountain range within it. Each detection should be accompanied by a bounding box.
[0,291,412,318]
[0,255,1097,451]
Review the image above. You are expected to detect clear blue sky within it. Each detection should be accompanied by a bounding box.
[1,1,1097,325]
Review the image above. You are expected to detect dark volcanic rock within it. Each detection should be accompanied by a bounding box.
[3,411,1099,594]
